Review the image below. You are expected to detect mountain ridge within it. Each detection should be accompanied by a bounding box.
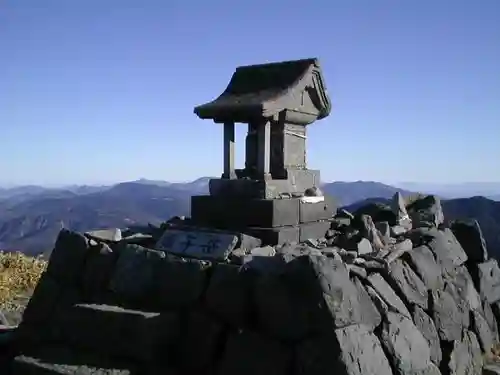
[0,179,498,258]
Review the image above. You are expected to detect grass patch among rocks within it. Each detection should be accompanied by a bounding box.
[0,251,47,311]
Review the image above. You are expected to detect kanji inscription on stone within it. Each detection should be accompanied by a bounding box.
[156,229,238,261]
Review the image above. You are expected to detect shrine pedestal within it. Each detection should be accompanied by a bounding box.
[209,170,321,199]
[190,195,337,245]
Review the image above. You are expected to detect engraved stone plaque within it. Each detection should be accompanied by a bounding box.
[156,229,238,261]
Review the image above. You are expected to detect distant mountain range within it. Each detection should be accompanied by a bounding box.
[0,178,499,258]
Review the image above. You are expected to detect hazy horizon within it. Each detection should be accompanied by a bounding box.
[2,178,500,192]
[1,0,499,185]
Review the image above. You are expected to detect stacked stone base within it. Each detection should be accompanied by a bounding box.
[4,195,500,374]
[191,195,336,245]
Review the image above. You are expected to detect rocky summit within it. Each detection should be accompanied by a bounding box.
[1,58,499,375]
[0,192,500,374]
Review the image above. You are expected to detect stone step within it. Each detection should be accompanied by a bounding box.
[46,303,180,364]
[8,345,143,374]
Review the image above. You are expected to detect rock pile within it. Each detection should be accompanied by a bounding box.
[2,193,500,374]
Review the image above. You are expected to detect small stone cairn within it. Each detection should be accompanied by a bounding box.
[1,192,500,375]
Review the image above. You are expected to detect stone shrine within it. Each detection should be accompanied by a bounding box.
[190,58,337,245]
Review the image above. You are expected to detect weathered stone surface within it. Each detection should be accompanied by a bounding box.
[152,257,211,309]
[391,192,412,229]
[451,219,488,263]
[367,273,411,318]
[296,325,393,375]
[379,312,432,375]
[446,330,483,375]
[46,229,90,285]
[425,228,468,274]
[432,289,464,341]
[108,244,165,303]
[406,195,444,228]
[50,304,179,362]
[387,259,428,309]
[85,228,122,242]
[204,263,254,328]
[475,259,500,303]
[471,309,494,353]
[217,331,292,375]
[255,255,364,340]
[405,245,444,291]
[358,214,385,250]
[353,277,382,331]
[81,242,117,297]
[10,346,139,374]
[483,300,500,344]
[412,306,442,365]
[156,228,238,260]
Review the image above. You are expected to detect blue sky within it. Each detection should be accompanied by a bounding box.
[1,0,499,186]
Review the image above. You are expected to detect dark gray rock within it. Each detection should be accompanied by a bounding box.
[359,214,385,250]
[406,195,444,228]
[46,229,90,285]
[217,331,292,375]
[50,303,179,362]
[385,239,413,265]
[81,242,118,298]
[9,346,139,374]
[450,219,488,263]
[412,306,442,365]
[353,277,382,331]
[177,311,224,373]
[295,325,393,375]
[425,228,468,275]
[431,289,464,341]
[255,254,364,340]
[204,263,255,328]
[108,244,166,303]
[387,259,428,309]
[152,257,211,309]
[483,300,499,344]
[405,245,444,291]
[471,309,494,353]
[347,264,368,279]
[367,273,411,318]
[443,281,471,330]
[449,266,481,312]
[379,312,432,375]
[391,192,412,230]
[476,259,500,303]
[446,330,483,375]
[366,285,390,315]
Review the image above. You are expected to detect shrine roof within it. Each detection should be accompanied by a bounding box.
[194,58,331,124]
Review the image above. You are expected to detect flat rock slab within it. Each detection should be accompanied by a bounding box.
[431,289,464,342]
[255,254,365,341]
[477,260,500,304]
[413,306,442,365]
[447,330,483,375]
[425,228,468,274]
[86,228,122,242]
[379,312,432,374]
[387,259,428,309]
[367,273,411,319]
[156,228,238,260]
[405,245,444,291]
[296,324,393,375]
[9,346,141,375]
[50,303,179,363]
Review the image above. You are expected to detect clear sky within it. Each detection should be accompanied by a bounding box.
[1,0,499,186]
